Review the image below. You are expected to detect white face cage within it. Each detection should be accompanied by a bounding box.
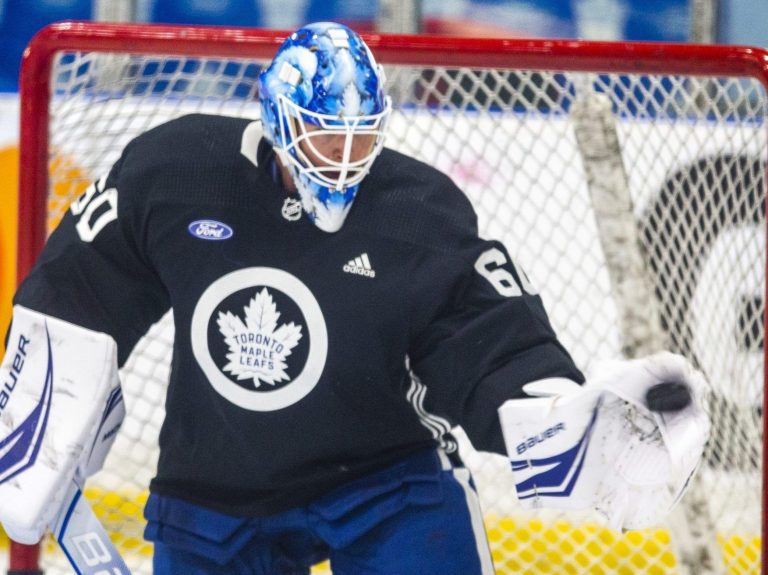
[276,93,392,192]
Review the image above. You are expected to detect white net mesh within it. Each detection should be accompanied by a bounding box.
[18,44,768,574]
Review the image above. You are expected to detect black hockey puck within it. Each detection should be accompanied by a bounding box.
[645,382,692,412]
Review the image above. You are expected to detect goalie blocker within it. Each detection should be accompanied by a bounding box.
[0,305,124,544]
[499,352,710,531]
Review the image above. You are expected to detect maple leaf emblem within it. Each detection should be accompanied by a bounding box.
[216,288,303,388]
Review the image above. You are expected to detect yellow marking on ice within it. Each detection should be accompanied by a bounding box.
[485,515,761,575]
[24,489,757,575]
[4,487,758,574]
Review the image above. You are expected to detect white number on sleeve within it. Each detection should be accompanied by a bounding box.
[70,176,118,242]
[475,247,538,297]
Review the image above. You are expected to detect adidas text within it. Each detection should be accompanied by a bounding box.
[343,264,376,278]
[343,253,376,278]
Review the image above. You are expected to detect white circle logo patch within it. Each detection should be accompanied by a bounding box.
[191,268,328,411]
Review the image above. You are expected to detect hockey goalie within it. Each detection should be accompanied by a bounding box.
[0,20,710,575]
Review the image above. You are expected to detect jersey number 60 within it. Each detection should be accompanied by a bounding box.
[70,176,118,243]
[475,247,538,297]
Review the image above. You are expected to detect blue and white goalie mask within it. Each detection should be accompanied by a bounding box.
[259,22,391,232]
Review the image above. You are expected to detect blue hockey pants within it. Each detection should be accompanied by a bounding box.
[144,448,495,574]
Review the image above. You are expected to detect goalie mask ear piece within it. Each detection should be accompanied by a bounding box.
[645,382,693,412]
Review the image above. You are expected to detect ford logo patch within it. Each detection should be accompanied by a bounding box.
[188,220,234,241]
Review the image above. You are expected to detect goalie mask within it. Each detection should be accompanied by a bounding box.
[259,22,391,232]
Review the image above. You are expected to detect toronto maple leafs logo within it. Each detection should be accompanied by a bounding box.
[217,288,303,388]
[192,267,328,411]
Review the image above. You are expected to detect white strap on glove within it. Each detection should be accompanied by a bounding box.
[0,306,124,544]
[498,352,710,531]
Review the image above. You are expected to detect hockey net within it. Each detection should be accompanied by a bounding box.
[8,22,768,575]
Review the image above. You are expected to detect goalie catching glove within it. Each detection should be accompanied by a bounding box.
[0,306,124,544]
[499,352,710,531]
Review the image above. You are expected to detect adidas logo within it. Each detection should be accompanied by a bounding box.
[343,253,376,278]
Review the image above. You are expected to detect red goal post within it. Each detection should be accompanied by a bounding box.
[10,21,768,575]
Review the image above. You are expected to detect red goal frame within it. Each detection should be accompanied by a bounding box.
[10,21,768,574]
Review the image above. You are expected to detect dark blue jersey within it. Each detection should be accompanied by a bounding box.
[14,114,583,517]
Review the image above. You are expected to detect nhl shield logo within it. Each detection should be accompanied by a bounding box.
[281,197,303,222]
[191,268,328,411]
